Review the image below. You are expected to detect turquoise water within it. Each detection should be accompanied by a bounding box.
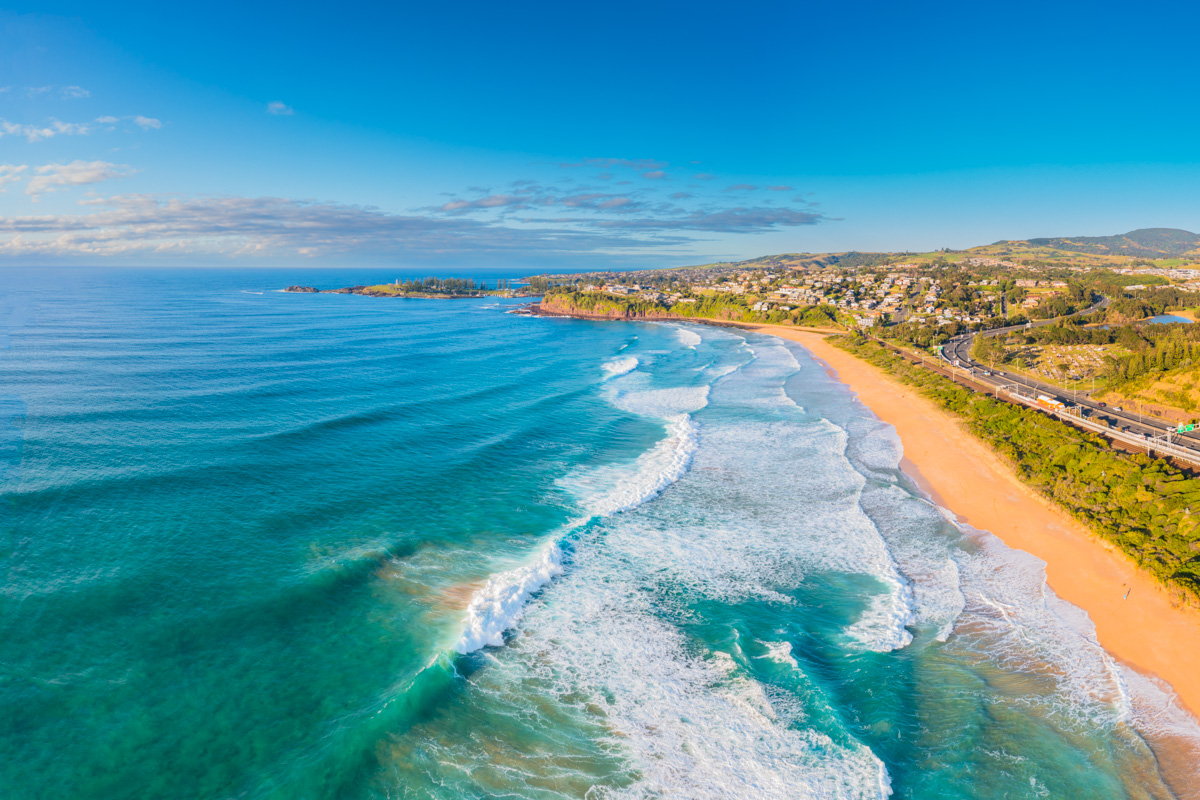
[1147,315,1194,325]
[2,269,1198,799]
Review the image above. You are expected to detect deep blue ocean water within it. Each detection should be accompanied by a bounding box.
[2,268,1198,799]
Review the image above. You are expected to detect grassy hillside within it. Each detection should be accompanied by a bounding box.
[703,229,1200,275]
[1026,228,1200,259]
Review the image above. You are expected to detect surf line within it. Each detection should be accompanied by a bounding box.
[453,412,700,653]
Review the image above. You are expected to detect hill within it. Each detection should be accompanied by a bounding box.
[1025,228,1200,259]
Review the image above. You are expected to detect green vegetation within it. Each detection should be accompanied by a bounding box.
[362,277,486,295]
[1104,285,1196,323]
[835,333,1200,603]
[542,289,844,328]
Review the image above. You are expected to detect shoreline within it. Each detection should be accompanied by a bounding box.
[524,307,1200,792]
[741,325,1200,720]
[525,306,1200,715]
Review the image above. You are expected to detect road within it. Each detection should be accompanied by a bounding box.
[938,295,1200,454]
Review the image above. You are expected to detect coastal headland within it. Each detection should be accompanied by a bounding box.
[526,303,1200,725]
[283,276,534,299]
[284,284,490,299]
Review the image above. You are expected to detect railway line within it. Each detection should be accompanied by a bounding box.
[874,295,1200,466]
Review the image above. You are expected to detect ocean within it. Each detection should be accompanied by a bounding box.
[1,268,1198,799]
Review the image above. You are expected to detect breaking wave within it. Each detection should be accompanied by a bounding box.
[601,356,638,380]
[455,388,706,653]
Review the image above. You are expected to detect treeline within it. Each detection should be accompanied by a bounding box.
[1106,286,1196,323]
[983,319,1200,388]
[1102,325,1200,386]
[885,320,963,348]
[836,333,1200,603]
[526,276,585,292]
[391,277,484,294]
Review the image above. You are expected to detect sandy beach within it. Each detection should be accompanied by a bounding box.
[744,325,1200,725]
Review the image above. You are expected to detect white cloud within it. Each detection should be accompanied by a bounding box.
[25,161,133,199]
[133,115,161,129]
[0,164,28,191]
[0,193,683,260]
[593,206,826,232]
[266,101,294,116]
[439,194,530,213]
[22,85,91,99]
[0,119,91,142]
[95,116,120,124]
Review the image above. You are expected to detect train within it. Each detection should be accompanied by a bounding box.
[1036,394,1066,411]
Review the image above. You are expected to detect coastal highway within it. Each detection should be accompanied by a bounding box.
[938,295,1200,460]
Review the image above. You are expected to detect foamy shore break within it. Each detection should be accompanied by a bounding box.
[507,306,1200,791]
[525,301,1200,726]
[745,324,1200,723]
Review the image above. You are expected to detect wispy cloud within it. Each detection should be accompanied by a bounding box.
[25,85,90,99]
[0,115,161,141]
[767,185,793,191]
[440,194,532,213]
[726,184,758,191]
[0,119,91,142]
[560,193,642,212]
[593,206,826,233]
[0,194,688,260]
[0,151,829,262]
[0,164,29,191]
[560,157,667,171]
[26,161,134,199]
[266,101,294,116]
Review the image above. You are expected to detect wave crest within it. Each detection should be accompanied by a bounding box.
[601,356,638,379]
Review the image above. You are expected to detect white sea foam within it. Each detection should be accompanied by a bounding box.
[757,639,800,670]
[484,555,894,799]
[674,326,702,348]
[453,541,565,653]
[600,355,638,380]
[456,404,703,654]
[566,414,700,518]
[605,376,711,419]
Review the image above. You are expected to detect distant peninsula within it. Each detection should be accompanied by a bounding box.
[284,277,533,299]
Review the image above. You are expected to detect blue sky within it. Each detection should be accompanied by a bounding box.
[2,1,1199,269]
